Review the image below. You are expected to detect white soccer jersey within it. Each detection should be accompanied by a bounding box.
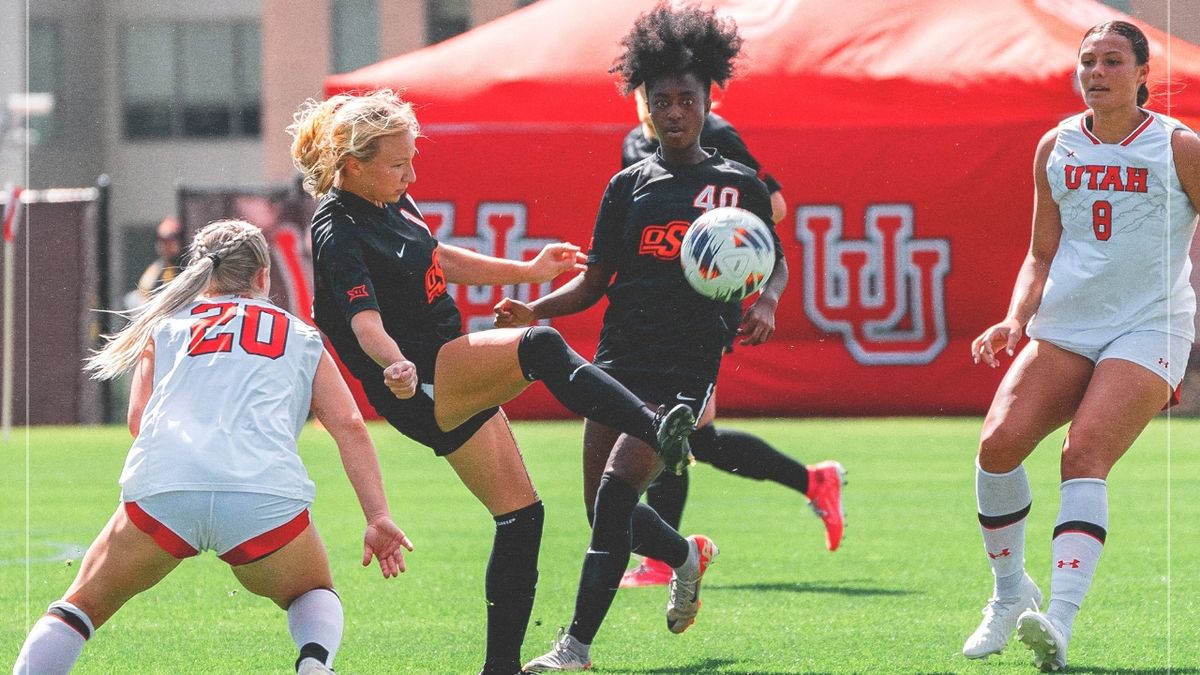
[119,295,325,502]
[1028,110,1198,347]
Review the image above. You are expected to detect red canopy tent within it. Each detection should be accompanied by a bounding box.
[326,0,1200,418]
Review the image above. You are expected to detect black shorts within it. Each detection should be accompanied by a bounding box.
[596,366,715,418]
[359,376,499,457]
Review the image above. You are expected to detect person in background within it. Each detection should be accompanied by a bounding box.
[135,216,187,301]
[961,20,1200,672]
[288,89,695,675]
[617,75,846,591]
[13,220,412,675]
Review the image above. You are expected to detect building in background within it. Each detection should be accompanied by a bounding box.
[0,0,1195,297]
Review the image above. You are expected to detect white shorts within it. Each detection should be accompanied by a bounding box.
[1044,330,1192,389]
[126,491,311,565]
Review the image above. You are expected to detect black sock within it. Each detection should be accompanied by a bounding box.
[690,425,809,494]
[630,502,690,567]
[645,468,689,531]
[568,475,638,645]
[483,501,544,674]
[517,327,656,444]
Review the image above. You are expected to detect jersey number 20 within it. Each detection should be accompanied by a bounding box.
[188,302,289,359]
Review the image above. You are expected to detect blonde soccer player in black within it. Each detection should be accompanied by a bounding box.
[289,90,695,675]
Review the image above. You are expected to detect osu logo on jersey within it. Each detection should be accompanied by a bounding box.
[796,204,950,366]
[424,248,447,303]
[638,221,690,260]
[346,284,370,302]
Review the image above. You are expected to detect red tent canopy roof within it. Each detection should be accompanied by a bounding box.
[326,0,1200,129]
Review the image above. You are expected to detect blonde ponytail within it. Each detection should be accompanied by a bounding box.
[85,220,270,380]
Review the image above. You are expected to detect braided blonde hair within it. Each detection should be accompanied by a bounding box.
[85,220,270,380]
[287,89,421,199]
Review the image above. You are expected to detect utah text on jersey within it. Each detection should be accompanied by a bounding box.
[796,204,950,366]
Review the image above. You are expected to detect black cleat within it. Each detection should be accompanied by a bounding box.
[653,403,695,476]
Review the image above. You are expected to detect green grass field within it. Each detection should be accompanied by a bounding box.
[3,418,1199,673]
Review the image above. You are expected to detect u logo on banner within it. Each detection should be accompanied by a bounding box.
[421,201,558,333]
[796,204,950,365]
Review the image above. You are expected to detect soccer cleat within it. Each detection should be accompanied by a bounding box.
[1016,610,1069,672]
[806,460,847,551]
[522,629,592,672]
[666,535,718,634]
[962,573,1043,659]
[620,557,673,588]
[653,404,696,476]
[297,657,336,675]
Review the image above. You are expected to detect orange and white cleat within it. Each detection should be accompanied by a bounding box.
[666,535,718,634]
[620,557,673,588]
[806,461,847,551]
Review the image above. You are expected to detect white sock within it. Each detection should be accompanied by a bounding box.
[14,602,94,675]
[288,588,343,667]
[976,461,1032,597]
[1048,478,1107,637]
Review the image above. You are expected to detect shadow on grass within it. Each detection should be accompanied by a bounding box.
[712,579,913,596]
[622,657,832,674]
[1065,662,1195,667]
[1066,669,1200,674]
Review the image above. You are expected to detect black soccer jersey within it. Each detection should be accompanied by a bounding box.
[621,113,783,194]
[310,187,462,382]
[589,151,782,384]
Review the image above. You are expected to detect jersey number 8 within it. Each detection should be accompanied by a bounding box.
[1092,200,1112,241]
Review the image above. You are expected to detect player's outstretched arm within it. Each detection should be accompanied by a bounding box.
[494,263,611,327]
[739,256,789,346]
[310,349,413,577]
[438,242,586,286]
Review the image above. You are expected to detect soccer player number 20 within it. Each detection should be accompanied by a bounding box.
[187,301,290,359]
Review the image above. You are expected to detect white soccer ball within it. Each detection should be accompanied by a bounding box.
[680,207,775,302]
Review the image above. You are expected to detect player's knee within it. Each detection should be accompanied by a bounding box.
[1059,436,1113,479]
[977,425,1032,473]
[516,326,572,380]
[47,600,95,640]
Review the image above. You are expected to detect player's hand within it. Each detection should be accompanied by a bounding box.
[738,296,778,346]
[971,318,1023,368]
[525,243,587,282]
[493,297,536,328]
[383,360,418,399]
[362,516,414,578]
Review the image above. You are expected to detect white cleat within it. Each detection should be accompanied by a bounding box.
[666,535,718,634]
[522,629,592,672]
[962,572,1043,659]
[1016,610,1069,672]
[297,657,336,674]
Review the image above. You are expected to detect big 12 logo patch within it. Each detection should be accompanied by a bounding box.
[796,204,950,365]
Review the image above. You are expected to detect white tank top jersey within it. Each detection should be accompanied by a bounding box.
[1028,110,1198,347]
[119,295,324,502]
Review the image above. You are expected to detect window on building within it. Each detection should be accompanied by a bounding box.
[332,0,380,73]
[27,21,60,143]
[427,0,470,44]
[121,21,261,140]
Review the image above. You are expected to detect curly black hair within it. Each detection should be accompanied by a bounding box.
[609,2,742,95]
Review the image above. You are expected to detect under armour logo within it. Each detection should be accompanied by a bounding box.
[1066,150,1077,158]
[988,548,1011,560]
[1158,358,1169,368]
[1056,558,1081,569]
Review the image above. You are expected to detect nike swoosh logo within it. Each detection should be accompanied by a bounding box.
[633,191,652,202]
[396,243,407,259]
[676,394,698,402]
